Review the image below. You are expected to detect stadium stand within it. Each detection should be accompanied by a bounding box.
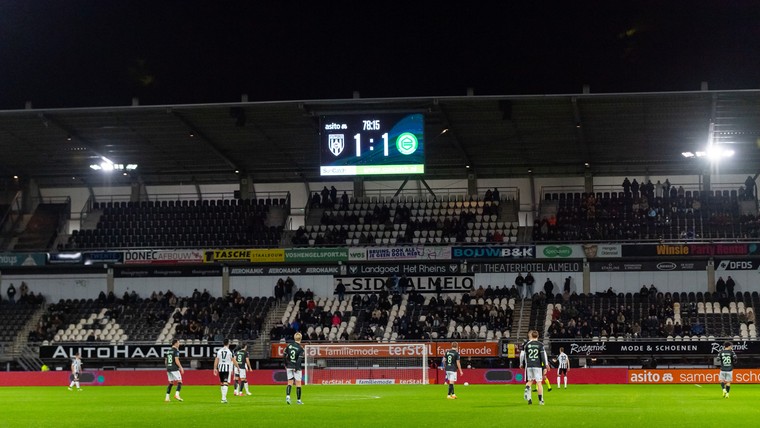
[65,198,287,249]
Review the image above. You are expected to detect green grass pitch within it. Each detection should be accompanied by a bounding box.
[0,384,755,428]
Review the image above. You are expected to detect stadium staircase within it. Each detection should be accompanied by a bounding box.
[513,299,532,341]
[251,300,288,359]
[9,304,47,370]
[14,202,70,251]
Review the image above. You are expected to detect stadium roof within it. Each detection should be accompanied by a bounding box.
[1,89,759,187]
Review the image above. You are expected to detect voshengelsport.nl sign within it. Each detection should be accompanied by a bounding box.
[551,340,760,356]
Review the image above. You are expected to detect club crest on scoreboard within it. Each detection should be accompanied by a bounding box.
[328,134,345,156]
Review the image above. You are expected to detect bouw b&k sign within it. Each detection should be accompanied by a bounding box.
[451,246,535,259]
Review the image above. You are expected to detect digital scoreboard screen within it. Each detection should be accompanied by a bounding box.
[319,113,424,176]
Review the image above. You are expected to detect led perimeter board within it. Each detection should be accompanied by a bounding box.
[319,113,424,176]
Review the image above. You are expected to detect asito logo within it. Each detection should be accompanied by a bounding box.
[629,371,674,383]
[656,262,677,271]
[543,246,573,258]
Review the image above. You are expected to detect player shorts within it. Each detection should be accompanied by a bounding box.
[526,367,543,382]
[167,370,182,383]
[218,371,232,384]
[286,368,302,382]
[445,370,458,383]
[72,372,80,381]
[719,370,733,383]
[236,369,247,380]
[558,368,568,376]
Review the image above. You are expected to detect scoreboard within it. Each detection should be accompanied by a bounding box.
[319,112,425,176]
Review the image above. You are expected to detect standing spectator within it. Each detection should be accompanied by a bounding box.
[19,282,28,300]
[492,187,500,202]
[622,177,631,195]
[340,191,349,209]
[718,341,737,398]
[726,276,736,299]
[399,274,410,294]
[631,178,639,196]
[320,186,330,208]
[543,278,554,297]
[311,192,321,208]
[274,279,284,302]
[524,272,535,299]
[284,277,295,301]
[563,277,572,294]
[335,279,346,302]
[744,176,756,200]
[515,273,525,299]
[716,277,726,297]
[7,283,16,304]
[329,186,338,206]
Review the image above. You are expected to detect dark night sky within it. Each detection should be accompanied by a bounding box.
[1,1,759,109]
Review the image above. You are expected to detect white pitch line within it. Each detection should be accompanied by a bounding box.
[694,384,702,388]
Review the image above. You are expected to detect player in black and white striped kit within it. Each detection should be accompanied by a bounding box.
[213,338,240,403]
[67,352,83,391]
[556,347,569,389]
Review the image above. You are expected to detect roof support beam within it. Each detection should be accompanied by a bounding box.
[170,111,239,172]
[434,104,471,168]
[571,97,589,164]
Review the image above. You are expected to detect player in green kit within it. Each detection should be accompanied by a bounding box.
[717,341,737,398]
[444,342,464,399]
[234,343,252,396]
[165,339,185,402]
[283,332,305,405]
[520,330,548,405]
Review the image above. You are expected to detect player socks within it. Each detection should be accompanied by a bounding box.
[243,380,250,394]
[296,387,301,400]
[166,384,173,395]
[286,385,292,397]
[176,383,182,393]
[221,385,228,400]
[538,394,543,402]
[448,383,454,395]
[557,377,560,388]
